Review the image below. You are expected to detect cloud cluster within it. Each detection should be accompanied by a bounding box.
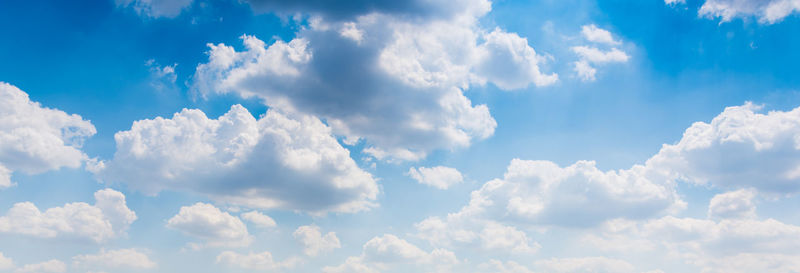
[571,25,629,82]
[192,0,556,161]
[323,234,458,273]
[666,0,800,24]
[166,202,252,247]
[0,189,136,243]
[0,82,96,188]
[93,105,378,214]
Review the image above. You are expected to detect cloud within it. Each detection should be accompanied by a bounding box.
[323,234,458,273]
[241,211,277,228]
[697,0,800,24]
[15,260,66,273]
[646,102,800,195]
[571,27,629,82]
[216,250,301,271]
[145,59,178,91]
[192,0,556,161]
[0,82,96,189]
[243,0,491,21]
[0,189,136,243]
[406,166,463,190]
[476,260,535,273]
[0,252,13,270]
[708,189,757,219]
[115,0,194,18]
[293,225,341,256]
[72,248,156,270]
[92,105,378,214]
[581,24,620,45]
[166,203,252,247]
[534,257,636,273]
[415,216,540,255]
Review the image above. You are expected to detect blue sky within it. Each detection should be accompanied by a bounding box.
[2,0,800,272]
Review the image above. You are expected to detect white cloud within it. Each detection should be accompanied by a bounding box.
[0,252,13,270]
[0,82,96,189]
[573,60,597,82]
[571,46,629,64]
[406,166,463,190]
[93,105,378,214]
[145,59,178,91]
[216,250,301,271]
[293,225,341,256]
[708,189,757,219]
[241,211,276,228]
[192,0,556,161]
[477,260,535,273]
[646,102,800,195]
[581,24,620,45]
[324,234,458,273]
[0,189,135,243]
[115,0,194,18]
[698,0,800,24]
[15,260,65,273]
[72,248,156,270]
[534,257,636,273]
[665,0,686,5]
[415,216,539,256]
[166,203,252,247]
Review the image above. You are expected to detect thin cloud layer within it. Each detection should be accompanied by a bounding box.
[92,105,378,214]
[0,82,96,188]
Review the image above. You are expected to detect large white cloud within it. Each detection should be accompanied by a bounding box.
[72,248,156,270]
[646,102,800,195]
[323,234,458,273]
[0,82,96,188]
[0,189,135,243]
[406,166,463,190]
[696,0,800,24]
[92,105,378,214]
[293,225,341,256]
[166,203,252,247]
[192,0,557,161]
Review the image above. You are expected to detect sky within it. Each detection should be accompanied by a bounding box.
[1,0,800,272]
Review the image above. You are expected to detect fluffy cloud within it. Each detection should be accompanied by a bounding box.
[571,26,629,82]
[708,189,757,219]
[166,203,252,247]
[115,0,194,18]
[323,234,458,273]
[477,260,535,273]
[415,216,539,255]
[646,102,800,195]
[15,260,66,273]
[241,211,276,228]
[697,0,800,24]
[0,252,13,270]
[0,82,96,188]
[93,105,378,214]
[293,225,341,256]
[216,250,301,271]
[0,189,136,243]
[72,248,156,270]
[534,257,636,273]
[244,0,491,21]
[406,166,463,190]
[192,0,556,161]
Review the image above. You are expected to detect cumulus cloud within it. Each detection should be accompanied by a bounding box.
[571,27,629,82]
[646,102,800,195]
[324,234,458,273]
[72,248,156,270]
[0,82,96,188]
[216,250,301,271]
[293,225,341,256]
[406,166,463,190]
[415,216,539,255]
[708,189,757,219]
[166,203,252,247]
[0,252,13,270]
[0,189,136,243]
[92,105,378,214]
[697,0,800,24]
[241,211,277,228]
[15,260,66,273]
[115,0,194,18]
[192,0,556,161]
[534,257,636,273]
